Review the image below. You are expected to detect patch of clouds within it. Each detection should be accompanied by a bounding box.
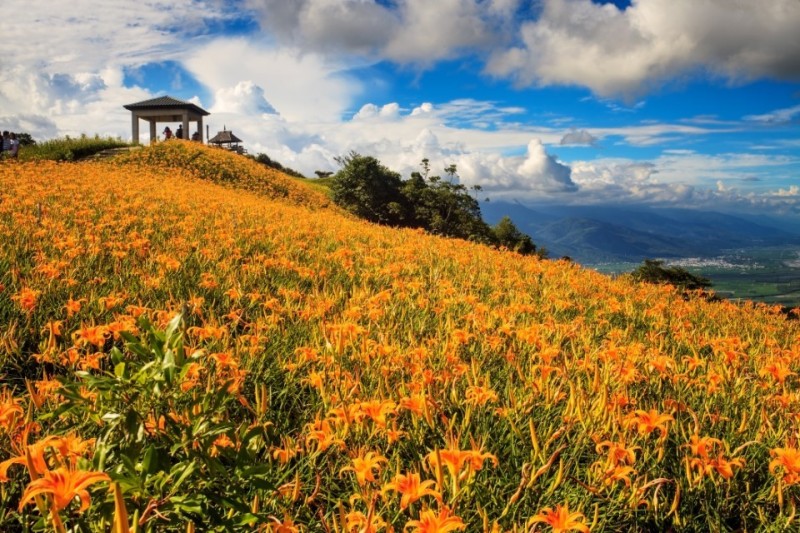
[0,63,152,140]
[775,186,800,197]
[184,38,360,123]
[517,140,577,191]
[680,115,739,126]
[582,95,647,113]
[0,1,236,141]
[417,140,575,194]
[560,129,598,146]
[594,123,732,146]
[1,0,234,74]
[222,97,575,193]
[211,81,278,115]
[332,105,575,193]
[744,104,800,124]
[653,151,798,186]
[560,153,800,215]
[382,0,500,64]
[353,103,402,121]
[431,99,527,129]
[485,0,800,98]
[243,0,519,64]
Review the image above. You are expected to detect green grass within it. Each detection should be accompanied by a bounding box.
[295,176,334,196]
[19,134,129,162]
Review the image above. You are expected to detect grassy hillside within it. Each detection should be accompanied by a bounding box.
[1,146,800,531]
[115,140,332,208]
[19,135,130,162]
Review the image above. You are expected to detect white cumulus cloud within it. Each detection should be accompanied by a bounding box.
[486,0,800,98]
[244,0,518,63]
[211,81,278,115]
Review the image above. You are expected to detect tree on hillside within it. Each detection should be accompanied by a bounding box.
[631,259,712,291]
[330,152,410,225]
[491,216,539,256]
[330,153,543,255]
[15,133,35,146]
[402,163,491,242]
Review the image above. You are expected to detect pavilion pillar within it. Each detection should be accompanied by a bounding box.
[149,120,157,144]
[131,113,140,145]
[182,111,189,141]
[198,116,204,143]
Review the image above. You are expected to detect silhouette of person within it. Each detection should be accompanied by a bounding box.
[163,126,173,140]
[8,133,19,158]
[175,125,183,139]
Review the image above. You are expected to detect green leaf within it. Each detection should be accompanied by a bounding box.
[141,445,158,479]
[165,312,183,342]
[170,494,204,515]
[119,331,139,344]
[234,514,260,527]
[169,461,198,495]
[111,346,124,365]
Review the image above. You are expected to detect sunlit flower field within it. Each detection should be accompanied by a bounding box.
[1,141,799,532]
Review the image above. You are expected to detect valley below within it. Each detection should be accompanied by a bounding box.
[589,245,800,308]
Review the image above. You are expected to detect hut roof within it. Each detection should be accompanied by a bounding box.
[123,95,209,116]
[208,129,243,144]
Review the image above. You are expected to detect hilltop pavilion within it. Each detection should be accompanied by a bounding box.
[124,96,210,144]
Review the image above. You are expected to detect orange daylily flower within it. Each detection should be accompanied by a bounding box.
[305,418,345,452]
[358,399,397,428]
[426,443,497,482]
[345,510,389,533]
[399,394,428,418]
[381,471,440,509]
[602,465,635,487]
[1,435,60,481]
[18,466,110,512]
[761,361,796,384]
[12,287,40,312]
[271,437,301,464]
[427,448,467,480]
[50,433,96,466]
[625,409,673,438]
[528,503,590,532]
[341,451,388,486]
[770,447,800,484]
[0,391,24,434]
[595,440,638,467]
[684,435,722,460]
[404,506,465,533]
[464,385,498,407]
[709,456,744,480]
[72,324,109,348]
[269,514,300,532]
[210,434,235,457]
[1,433,97,483]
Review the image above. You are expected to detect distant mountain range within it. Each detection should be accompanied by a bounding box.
[481,202,800,264]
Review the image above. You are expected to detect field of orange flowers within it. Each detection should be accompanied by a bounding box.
[1,141,800,532]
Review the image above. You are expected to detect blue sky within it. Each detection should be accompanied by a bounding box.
[1,0,799,215]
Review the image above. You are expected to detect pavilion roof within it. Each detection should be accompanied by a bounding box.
[123,95,209,116]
